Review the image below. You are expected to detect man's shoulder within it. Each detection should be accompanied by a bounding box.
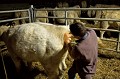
[87,28,96,35]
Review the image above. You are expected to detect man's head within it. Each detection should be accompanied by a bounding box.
[69,22,87,38]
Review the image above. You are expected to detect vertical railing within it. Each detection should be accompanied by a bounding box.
[29,5,34,22]
[65,10,67,26]
[116,27,120,52]
[28,9,32,23]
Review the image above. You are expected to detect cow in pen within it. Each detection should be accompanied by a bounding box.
[0,22,70,79]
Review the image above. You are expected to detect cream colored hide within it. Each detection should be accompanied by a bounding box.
[87,4,120,39]
[35,8,49,23]
[0,22,69,79]
[53,5,82,25]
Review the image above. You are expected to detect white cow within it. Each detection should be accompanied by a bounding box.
[0,22,69,79]
[53,5,82,25]
[35,8,49,23]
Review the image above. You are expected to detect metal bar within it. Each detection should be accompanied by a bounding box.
[98,47,118,52]
[116,27,120,52]
[79,18,120,22]
[65,10,67,26]
[0,9,29,13]
[28,9,31,23]
[100,38,117,42]
[35,16,120,22]
[1,53,8,79]
[29,5,34,22]
[34,8,120,11]
[0,17,29,23]
[92,28,120,33]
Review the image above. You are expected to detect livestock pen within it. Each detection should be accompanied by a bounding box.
[0,4,120,79]
[33,6,120,52]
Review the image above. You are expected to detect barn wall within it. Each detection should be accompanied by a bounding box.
[0,3,30,10]
[0,0,120,7]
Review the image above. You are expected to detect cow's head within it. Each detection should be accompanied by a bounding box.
[87,5,96,17]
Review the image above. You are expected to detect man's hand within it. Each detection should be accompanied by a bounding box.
[64,32,73,44]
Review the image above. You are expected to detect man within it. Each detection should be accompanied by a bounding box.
[64,22,98,79]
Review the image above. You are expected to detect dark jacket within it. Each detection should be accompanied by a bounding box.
[69,29,98,74]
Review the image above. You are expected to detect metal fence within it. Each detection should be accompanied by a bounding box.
[0,5,34,24]
[0,5,120,52]
[34,7,120,52]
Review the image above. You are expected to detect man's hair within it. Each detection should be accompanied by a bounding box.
[69,22,87,37]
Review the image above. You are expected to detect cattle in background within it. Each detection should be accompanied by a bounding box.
[81,0,87,8]
[87,4,120,39]
[57,2,63,8]
[14,9,49,25]
[53,5,82,25]
[35,8,49,23]
[0,3,30,26]
[79,0,91,24]
[14,11,29,25]
[56,2,69,8]
[62,2,69,8]
[80,0,87,14]
[0,22,69,79]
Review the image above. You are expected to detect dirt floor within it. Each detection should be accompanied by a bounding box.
[0,38,120,79]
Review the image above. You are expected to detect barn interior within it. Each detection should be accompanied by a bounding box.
[0,0,120,9]
[0,0,120,79]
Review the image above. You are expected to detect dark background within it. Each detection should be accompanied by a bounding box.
[0,0,120,6]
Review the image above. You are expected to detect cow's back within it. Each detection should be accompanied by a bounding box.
[7,22,69,62]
